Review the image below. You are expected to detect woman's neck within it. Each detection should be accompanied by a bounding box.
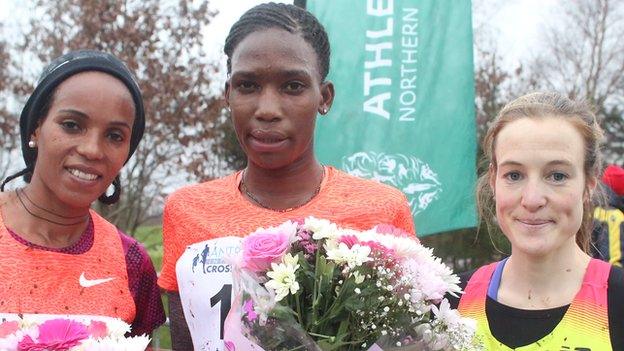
[25,178,91,218]
[1,181,91,248]
[242,156,324,211]
[498,244,591,309]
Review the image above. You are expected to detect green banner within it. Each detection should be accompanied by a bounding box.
[309,0,477,236]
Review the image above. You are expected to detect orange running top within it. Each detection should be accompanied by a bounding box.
[0,210,135,322]
[158,166,415,291]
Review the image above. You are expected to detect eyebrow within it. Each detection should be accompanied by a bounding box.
[58,109,132,130]
[545,160,574,167]
[498,159,574,168]
[58,108,88,118]
[231,69,312,79]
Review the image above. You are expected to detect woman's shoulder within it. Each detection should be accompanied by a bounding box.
[116,229,154,270]
[0,191,11,207]
[329,167,406,199]
[165,172,240,208]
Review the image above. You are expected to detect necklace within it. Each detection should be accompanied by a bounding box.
[19,188,86,219]
[15,189,88,226]
[240,166,325,212]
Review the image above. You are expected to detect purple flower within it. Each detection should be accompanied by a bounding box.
[297,229,317,254]
[243,299,258,322]
[297,229,312,241]
[303,242,317,255]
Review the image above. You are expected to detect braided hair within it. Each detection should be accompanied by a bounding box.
[224,2,331,81]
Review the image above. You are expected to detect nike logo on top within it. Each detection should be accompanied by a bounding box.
[79,272,115,288]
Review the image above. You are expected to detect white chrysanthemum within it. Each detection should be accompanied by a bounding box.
[104,318,133,337]
[253,292,277,326]
[353,229,423,259]
[265,253,300,301]
[282,252,299,266]
[251,220,299,243]
[428,299,481,350]
[352,271,365,284]
[405,258,461,301]
[79,335,151,351]
[0,329,34,350]
[431,299,461,327]
[325,243,371,268]
[354,228,378,242]
[304,217,342,240]
[323,237,339,251]
[397,242,462,301]
[17,317,40,330]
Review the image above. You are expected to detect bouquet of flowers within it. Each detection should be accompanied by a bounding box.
[0,316,150,351]
[224,217,481,351]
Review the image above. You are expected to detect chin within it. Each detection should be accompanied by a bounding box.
[249,155,292,170]
[513,239,565,258]
[58,190,101,209]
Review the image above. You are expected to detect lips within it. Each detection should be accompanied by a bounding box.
[517,218,553,225]
[250,130,287,142]
[65,165,102,183]
[248,130,288,152]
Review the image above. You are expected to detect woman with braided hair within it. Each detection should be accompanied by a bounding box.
[158,2,415,349]
[0,50,165,337]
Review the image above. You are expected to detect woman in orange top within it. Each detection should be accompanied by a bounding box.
[158,3,416,349]
[0,50,165,336]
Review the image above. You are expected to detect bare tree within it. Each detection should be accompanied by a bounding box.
[527,0,624,163]
[8,0,227,233]
[0,34,18,182]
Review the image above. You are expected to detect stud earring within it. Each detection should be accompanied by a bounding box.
[321,108,328,115]
[28,140,37,148]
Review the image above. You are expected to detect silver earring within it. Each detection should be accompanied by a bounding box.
[321,108,328,115]
[28,140,36,148]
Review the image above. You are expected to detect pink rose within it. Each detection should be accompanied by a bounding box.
[0,320,19,338]
[338,235,359,248]
[87,320,108,338]
[242,231,290,272]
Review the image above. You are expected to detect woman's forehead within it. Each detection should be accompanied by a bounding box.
[230,28,320,77]
[495,117,585,167]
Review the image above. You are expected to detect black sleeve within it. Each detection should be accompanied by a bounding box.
[447,269,476,309]
[608,265,624,350]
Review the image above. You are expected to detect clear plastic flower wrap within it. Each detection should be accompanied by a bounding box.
[224,218,482,351]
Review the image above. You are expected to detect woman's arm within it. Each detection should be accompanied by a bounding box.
[168,291,194,351]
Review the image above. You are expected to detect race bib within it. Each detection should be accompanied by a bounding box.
[176,236,242,351]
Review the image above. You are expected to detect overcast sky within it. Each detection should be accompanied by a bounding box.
[0,0,562,185]
[0,0,557,71]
